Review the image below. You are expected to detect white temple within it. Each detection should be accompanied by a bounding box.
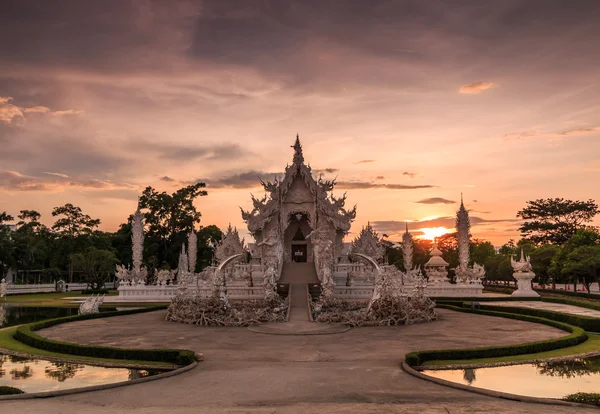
[114,136,485,302]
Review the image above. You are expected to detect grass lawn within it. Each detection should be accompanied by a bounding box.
[423,333,600,367]
[0,326,174,368]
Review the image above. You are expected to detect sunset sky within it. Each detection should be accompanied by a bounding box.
[1,0,599,245]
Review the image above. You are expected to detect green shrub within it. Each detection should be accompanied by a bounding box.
[14,305,195,366]
[81,289,110,295]
[542,297,600,312]
[405,305,587,367]
[477,304,600,332]
[563,392,600,406]
[536,288,600,300]
[0,386,24,395]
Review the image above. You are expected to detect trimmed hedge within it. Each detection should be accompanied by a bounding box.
[536,288,600,300]
[563,393,600,406]
[405,305,587,367]
[542,296,600,312]
[435,296,541,303]
[475,303,600,332]
[14,306,196,366]
[0,386,24,395]
[81,289,110,295]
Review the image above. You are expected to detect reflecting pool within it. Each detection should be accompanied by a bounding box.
[0,353,160,394]
[422,356,600,399]
[0,304,117,329]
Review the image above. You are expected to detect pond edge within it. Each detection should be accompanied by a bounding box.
[0,359,197,401]
[401,361,591,408]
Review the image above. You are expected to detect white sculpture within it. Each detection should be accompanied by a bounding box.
[215,224,245,264]
[79,294,104,314]
[454,196,485,285]
[0,278,7,300]
[424,245,450,284]
[350,222,385,264]
[188,230,197,273]
[115,207,148,286]
[401,222,414,272]
[511,249,539,297]
[256,228,284,286]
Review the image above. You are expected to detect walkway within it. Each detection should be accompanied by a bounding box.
[4,308,591,413]
[490,301,600,318]
[288,283,310,321]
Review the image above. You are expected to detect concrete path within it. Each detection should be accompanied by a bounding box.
[490,301,600,318]
[3,308,593,413]
[288,283,310,321]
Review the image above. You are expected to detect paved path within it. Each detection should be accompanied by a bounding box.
[287,283,309,321]
[490,301,600,318]
[4,308,594,413]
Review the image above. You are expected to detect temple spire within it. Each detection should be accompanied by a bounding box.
[292,134,304,165]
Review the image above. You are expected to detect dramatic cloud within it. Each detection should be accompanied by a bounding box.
[376,176,385,180]
[159,176,175,182]
[372,215,521,236]
[354,160,376,164]
[414,197,456,205]
[0,170,136,193]
[198,171,283,189]
[503,126,600,141]
[336,181,435,190]
[0,96,81,123]
[44,172,69,178]
[403,172,416,178]
[459,81,497,95]
[143,142,248,162]
[313,168,339,174]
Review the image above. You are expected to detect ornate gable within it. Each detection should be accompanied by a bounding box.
[241,135,356,234]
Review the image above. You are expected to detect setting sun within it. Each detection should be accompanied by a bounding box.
[418,227,452,240]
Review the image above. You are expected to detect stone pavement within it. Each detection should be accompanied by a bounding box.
[490,301,600,318]
[3,309,595,413]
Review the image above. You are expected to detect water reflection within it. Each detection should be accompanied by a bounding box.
[0,303,116,329]
[0,354,161,393]
[423,356,600,399]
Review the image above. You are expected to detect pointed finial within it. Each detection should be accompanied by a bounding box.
[292,134,304,165]
[405,221,409,233]
[460,192,464,206]
[520,248,525,262]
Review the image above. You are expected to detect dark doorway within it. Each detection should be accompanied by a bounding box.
[291,244,307,262]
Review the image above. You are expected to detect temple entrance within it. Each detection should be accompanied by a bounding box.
[283,212,313,263]
[291,244,307,262]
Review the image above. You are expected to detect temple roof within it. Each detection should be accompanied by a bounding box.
[241,136,356,233]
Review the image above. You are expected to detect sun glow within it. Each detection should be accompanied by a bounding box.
[418,227,451,240]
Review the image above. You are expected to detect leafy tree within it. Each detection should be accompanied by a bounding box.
[561,245,600,294]
[138,184,207,268]
[498,239,517,256]
[196,225,223,270]
[12,210,51,278]
[69,247,118,290]
[471,240,496,266]
[0,212,15,278]
[52,204,100,236]
[529,244,560,286]
[517,198,599,245]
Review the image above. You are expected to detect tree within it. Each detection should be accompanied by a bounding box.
[52,204,100,236]
[0,212,15,278]
[196,225,223,270]
[138,184,207,268]
[517,198,599,245]
[69,247,118,290]
[471,240,496,266]
[561,245,600,293]
[529,244,560,286]
[12,210,51,279]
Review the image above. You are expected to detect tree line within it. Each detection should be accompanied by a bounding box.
[383,198,600,293]
[1,193,598,292]
[0,184,222,288]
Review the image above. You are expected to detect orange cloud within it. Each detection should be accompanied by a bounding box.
[459,81,498,94]
[0,96,81,124]
[503,126,600,140]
